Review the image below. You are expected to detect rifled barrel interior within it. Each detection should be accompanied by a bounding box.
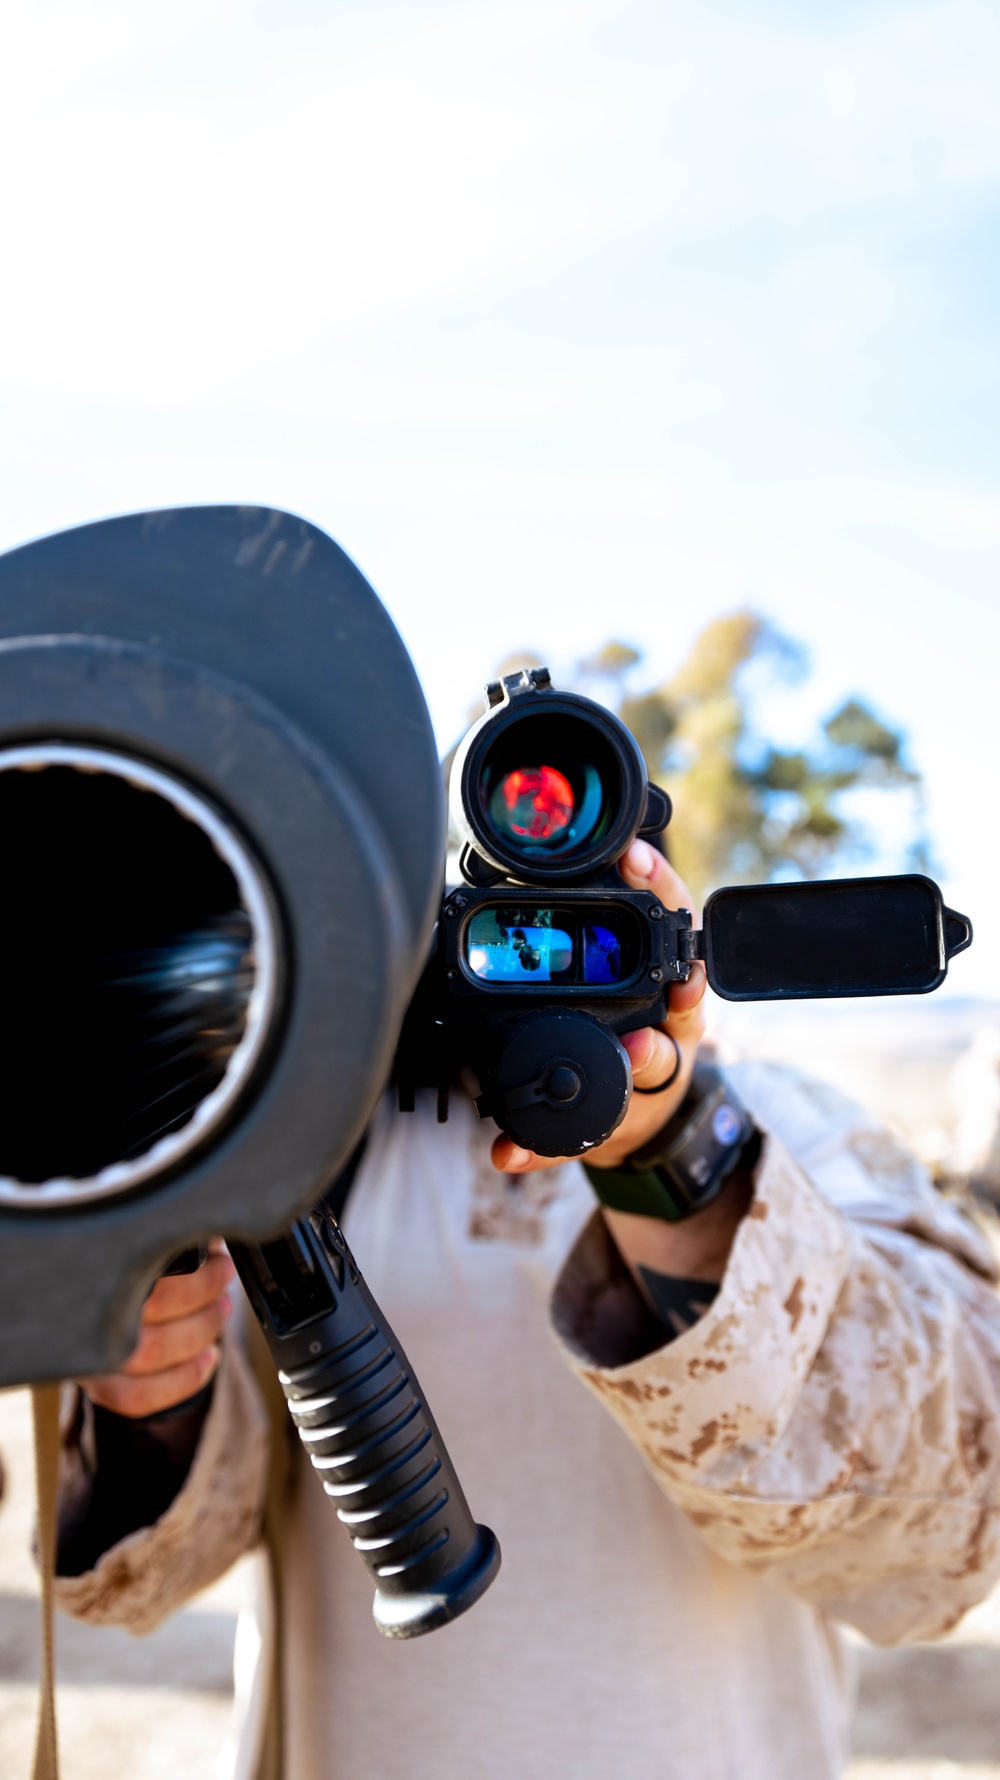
[0,747,277,1203]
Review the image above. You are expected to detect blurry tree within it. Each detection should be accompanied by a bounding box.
[580,612,923,907]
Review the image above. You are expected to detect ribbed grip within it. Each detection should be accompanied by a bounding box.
[230,1207,500,1638]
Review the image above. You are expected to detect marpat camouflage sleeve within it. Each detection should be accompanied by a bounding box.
[53,1328,269,1634]
[552,1063,1000,1646]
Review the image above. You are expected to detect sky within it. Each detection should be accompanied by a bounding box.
[1,0,998,989]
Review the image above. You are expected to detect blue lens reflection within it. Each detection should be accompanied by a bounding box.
[467,910,573,983]
[583,924,621,984]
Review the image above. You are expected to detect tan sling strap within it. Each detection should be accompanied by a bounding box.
[30,1382,62,1780]
[29,1337,289,1780]
[246,1316,293,1780]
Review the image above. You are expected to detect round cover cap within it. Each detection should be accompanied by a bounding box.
[490,1011,632,1156]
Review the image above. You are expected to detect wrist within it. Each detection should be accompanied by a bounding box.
[584,1062,758,1223]
[587,1062,759,1319]
[57,1379,215,1578]
[601,1163,754,1288]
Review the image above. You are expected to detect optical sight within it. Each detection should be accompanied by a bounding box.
[397,667,972,1157]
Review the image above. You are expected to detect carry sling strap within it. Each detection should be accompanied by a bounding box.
[31,1382,62,1780]
[246,1315,293,1780]
[29,1360,286,1780]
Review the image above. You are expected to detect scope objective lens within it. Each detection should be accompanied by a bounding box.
[491,764,575,844]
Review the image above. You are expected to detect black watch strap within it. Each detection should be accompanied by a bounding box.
[584,1064,758,1222]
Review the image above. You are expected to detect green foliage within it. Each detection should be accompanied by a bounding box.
[578,640,643,678]
[580,612,923,907]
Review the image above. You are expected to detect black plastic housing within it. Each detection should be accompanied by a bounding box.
[400,664,974,1159]
[231,1208,500,1638]
[451,668,670,886]
[0,506,444,1386]
[701,875,973,1001]
[396,880,679,1154]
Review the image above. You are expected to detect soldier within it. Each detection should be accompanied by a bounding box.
[54,841,1000,1780]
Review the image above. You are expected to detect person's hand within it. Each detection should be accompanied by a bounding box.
[81,1241,235,1418]
[491,838,708,1176]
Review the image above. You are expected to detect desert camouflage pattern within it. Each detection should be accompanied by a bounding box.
[555,1062,1000,1647]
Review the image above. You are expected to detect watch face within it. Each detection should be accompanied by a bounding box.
[712,1102,743,1147]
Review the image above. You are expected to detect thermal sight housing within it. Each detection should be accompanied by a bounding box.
[397,667,973,1158]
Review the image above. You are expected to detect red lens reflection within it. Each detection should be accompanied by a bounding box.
[499,765,575,841]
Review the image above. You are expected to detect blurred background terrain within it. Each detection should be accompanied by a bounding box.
[2,0,1000,1774]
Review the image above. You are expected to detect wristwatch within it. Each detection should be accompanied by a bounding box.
[583,1063,758,1222]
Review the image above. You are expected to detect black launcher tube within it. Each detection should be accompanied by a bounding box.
[230,1208,500,1637]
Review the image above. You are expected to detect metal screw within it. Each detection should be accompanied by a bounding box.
[446,967,459,980]
[649,905,663,920]
[309,1340,322,1355]
[444,905,459,918]
[649,967,663,982]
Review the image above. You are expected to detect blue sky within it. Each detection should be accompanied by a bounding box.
[1,0,998,988]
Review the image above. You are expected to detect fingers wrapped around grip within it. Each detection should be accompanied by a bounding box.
[81,1249,235,1419]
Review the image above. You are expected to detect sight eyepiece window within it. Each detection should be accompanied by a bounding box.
[464,904,642,987]
[454,677,652,884]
